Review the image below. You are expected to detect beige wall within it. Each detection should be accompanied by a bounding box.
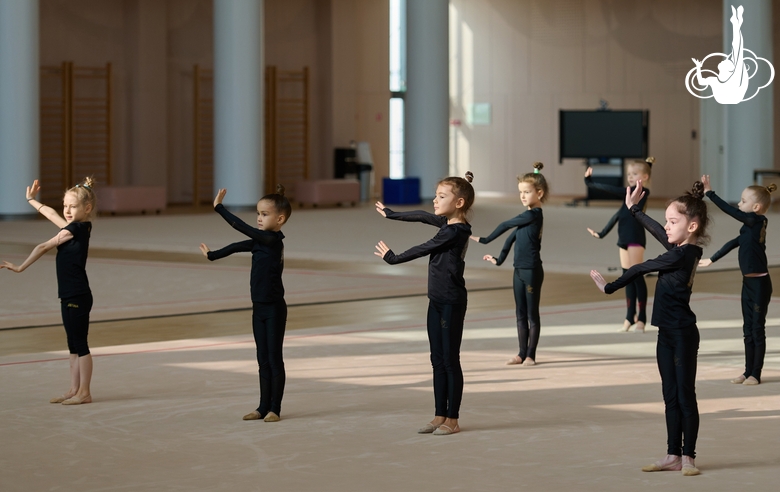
[449,0,724,198]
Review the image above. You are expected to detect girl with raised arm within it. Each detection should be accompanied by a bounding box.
[471,162,547,366]
[374,172,475,436]
[2,179,97,405]
[590,180,709,476]
[200,186,291,422]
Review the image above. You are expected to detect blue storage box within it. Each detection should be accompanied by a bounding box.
[382,177,421,205]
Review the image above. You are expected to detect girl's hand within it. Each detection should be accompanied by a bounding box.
[625,180,645,209]
[590,270,607,293]
[0,261,22,273]
[584,167,593,178]
[701,175,712,193]
[199,243,210,258]
[214,189,227,207]
[482,254,497,265]
[698,258,712,268]
[586,228,600,238]
[375,201,386,217]
[374,240,390,258]
[26,180,40,201]
[470,235,481,242]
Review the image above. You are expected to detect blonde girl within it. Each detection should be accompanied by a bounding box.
[1,178,97,405]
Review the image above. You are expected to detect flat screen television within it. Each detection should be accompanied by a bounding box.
[559,110,649,162]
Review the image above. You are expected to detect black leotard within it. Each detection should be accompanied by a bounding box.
[478,208,543,268]
[382,209,471,304]
[207,204,285,303]
[604,205,702,329]
[56,221,92,299]
[705,190,769,275]
[585,177,650,248]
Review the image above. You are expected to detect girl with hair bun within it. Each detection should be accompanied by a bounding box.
[471,162,547,366]
[591,180,709,476]
[374,172,475,436]
[584,157,654,333]
[200,185,291,422]
[2,178,97,405]
[699,176,775,386]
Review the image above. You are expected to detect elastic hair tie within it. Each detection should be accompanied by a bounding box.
[76,184,91,190]
[533,169,540,174]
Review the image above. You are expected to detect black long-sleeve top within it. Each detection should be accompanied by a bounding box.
[382,209,471,304]
[477,208,543,268]
[705,190,769,275]
[207,204,285,303]
[56,221,92,299]
[585,176,650,247]
[604,205,702,329]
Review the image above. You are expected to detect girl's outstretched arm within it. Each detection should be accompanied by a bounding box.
[703,189,758,225]
[625,181,672,250]
[491,232,516,266]
[211,189,280,245]
[600,248,686,294]
[590,210,619,239]
[382,207,446,227]
[584,173,627,197]
[376,227,460,264]
[1,230,72,273]
[479,210,537,244]
[26,180,67,229]
[203,240,254,261]
[708,237,739,263]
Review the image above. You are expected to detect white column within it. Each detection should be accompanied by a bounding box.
[213,0,264,207]
[405,0,448,199]
[722,0,774,201]
[0,0,38,218]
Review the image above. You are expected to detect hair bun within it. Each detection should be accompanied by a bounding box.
[689,181,705,200]
[533,162,544,171]
[83,176,95,189]
[276,184,286,197]
[767,183,777,194]
[645,156,655,167]
[464,171,474,183]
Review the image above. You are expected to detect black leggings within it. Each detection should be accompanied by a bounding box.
[623,268,648,324]
[427,300,466,419]
[513,266,544,361]
[657,325,700,458]
[252,301,287,416]
[61,293,93,357]
[741,275,772,382]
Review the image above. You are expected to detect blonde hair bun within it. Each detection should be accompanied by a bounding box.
[645,156,655,167]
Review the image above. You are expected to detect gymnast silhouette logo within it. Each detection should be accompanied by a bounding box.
[685,5,774,104]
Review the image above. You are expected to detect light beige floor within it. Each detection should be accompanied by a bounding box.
[0,201,778,491]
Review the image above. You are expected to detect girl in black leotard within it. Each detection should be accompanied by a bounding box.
[2,178,97,406]
[585,157,653,332]
[699,177,775,385]
[471,162,547,366]
[591,180,709,477]
[374,172,475,437]
[200,186,291,423]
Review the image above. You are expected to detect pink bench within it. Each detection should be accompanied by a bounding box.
[295,179,360,207]
[97,186,167,215]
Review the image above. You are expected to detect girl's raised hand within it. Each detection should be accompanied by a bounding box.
[590,270,607,293]
[586,227,600,238]
[199,243,210,258]
[375,201,387,217]
[698,258,712,268]
[26,180,40,201]
[214,189,227,207]
[470,235,481,242]
[584,167,593,178]
[0,261,22,273]
[625,180,645,209]
[374,240,390,258]
[482,254,497,265]
[701,175,712,193]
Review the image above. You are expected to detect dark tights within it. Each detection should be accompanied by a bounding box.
[252,301,287,416]
[427,300,466,419]
[624,268,648,324]
[61,293,93,357]
[657,325,700,458]
[741,275,772,382]
[513,266,544,361]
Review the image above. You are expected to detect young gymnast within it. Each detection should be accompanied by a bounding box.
[200,186,291,422]
[699,176,775,385]
[374,172,475,436]
[590,180,709,476]
[470,162,547,366]
[1,178,96,405]
[585,157,654,332]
